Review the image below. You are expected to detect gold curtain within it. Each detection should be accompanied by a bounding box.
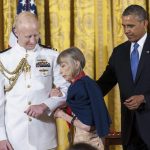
[0,0,150,150]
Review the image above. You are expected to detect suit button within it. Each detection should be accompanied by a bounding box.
[29,118,32,122]
[27,85,31,88]
[28,101,31,105]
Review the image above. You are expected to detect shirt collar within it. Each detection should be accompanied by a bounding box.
[131,32,147,49]
[71,71,86,84]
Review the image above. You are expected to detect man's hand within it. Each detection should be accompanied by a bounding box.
[24,103,48,118]
[124,95,145,110]
[0,140,13,150]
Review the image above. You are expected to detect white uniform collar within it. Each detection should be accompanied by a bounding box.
[14,43,39,55]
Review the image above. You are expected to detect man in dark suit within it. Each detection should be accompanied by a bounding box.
[97,5,150,150]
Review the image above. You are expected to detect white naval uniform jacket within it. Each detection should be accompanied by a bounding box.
[0,43,69,150]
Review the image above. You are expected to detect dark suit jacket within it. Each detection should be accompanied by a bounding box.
[97,34,150,146]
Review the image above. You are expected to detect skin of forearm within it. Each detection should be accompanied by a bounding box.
[61,111,73,123]
[61,112,91,131]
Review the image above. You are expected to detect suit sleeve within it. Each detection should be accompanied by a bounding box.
[97,48,118,96]
[140,94,150,111]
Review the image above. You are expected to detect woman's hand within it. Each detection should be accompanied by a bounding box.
[50,87,63,97]
[54,108,65,118]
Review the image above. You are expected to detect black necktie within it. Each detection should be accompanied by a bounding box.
[131,43,139,81]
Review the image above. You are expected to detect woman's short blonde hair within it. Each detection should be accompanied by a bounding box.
[57,47,85,69]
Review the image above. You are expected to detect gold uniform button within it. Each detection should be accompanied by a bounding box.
[28,101,31,105]
[29,118,32,122]
[27,85,31,88]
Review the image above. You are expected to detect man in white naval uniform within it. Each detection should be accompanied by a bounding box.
[0,12,69,150]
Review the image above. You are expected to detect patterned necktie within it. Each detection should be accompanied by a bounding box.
[131,43,139,81]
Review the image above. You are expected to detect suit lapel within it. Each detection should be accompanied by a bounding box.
[135,35,150,83]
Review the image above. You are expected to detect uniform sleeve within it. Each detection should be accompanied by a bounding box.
[0,73,7,140]
[43,52,70,113]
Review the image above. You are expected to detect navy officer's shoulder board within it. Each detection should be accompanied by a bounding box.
[0,47,11,53]
[40,44,57,51]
